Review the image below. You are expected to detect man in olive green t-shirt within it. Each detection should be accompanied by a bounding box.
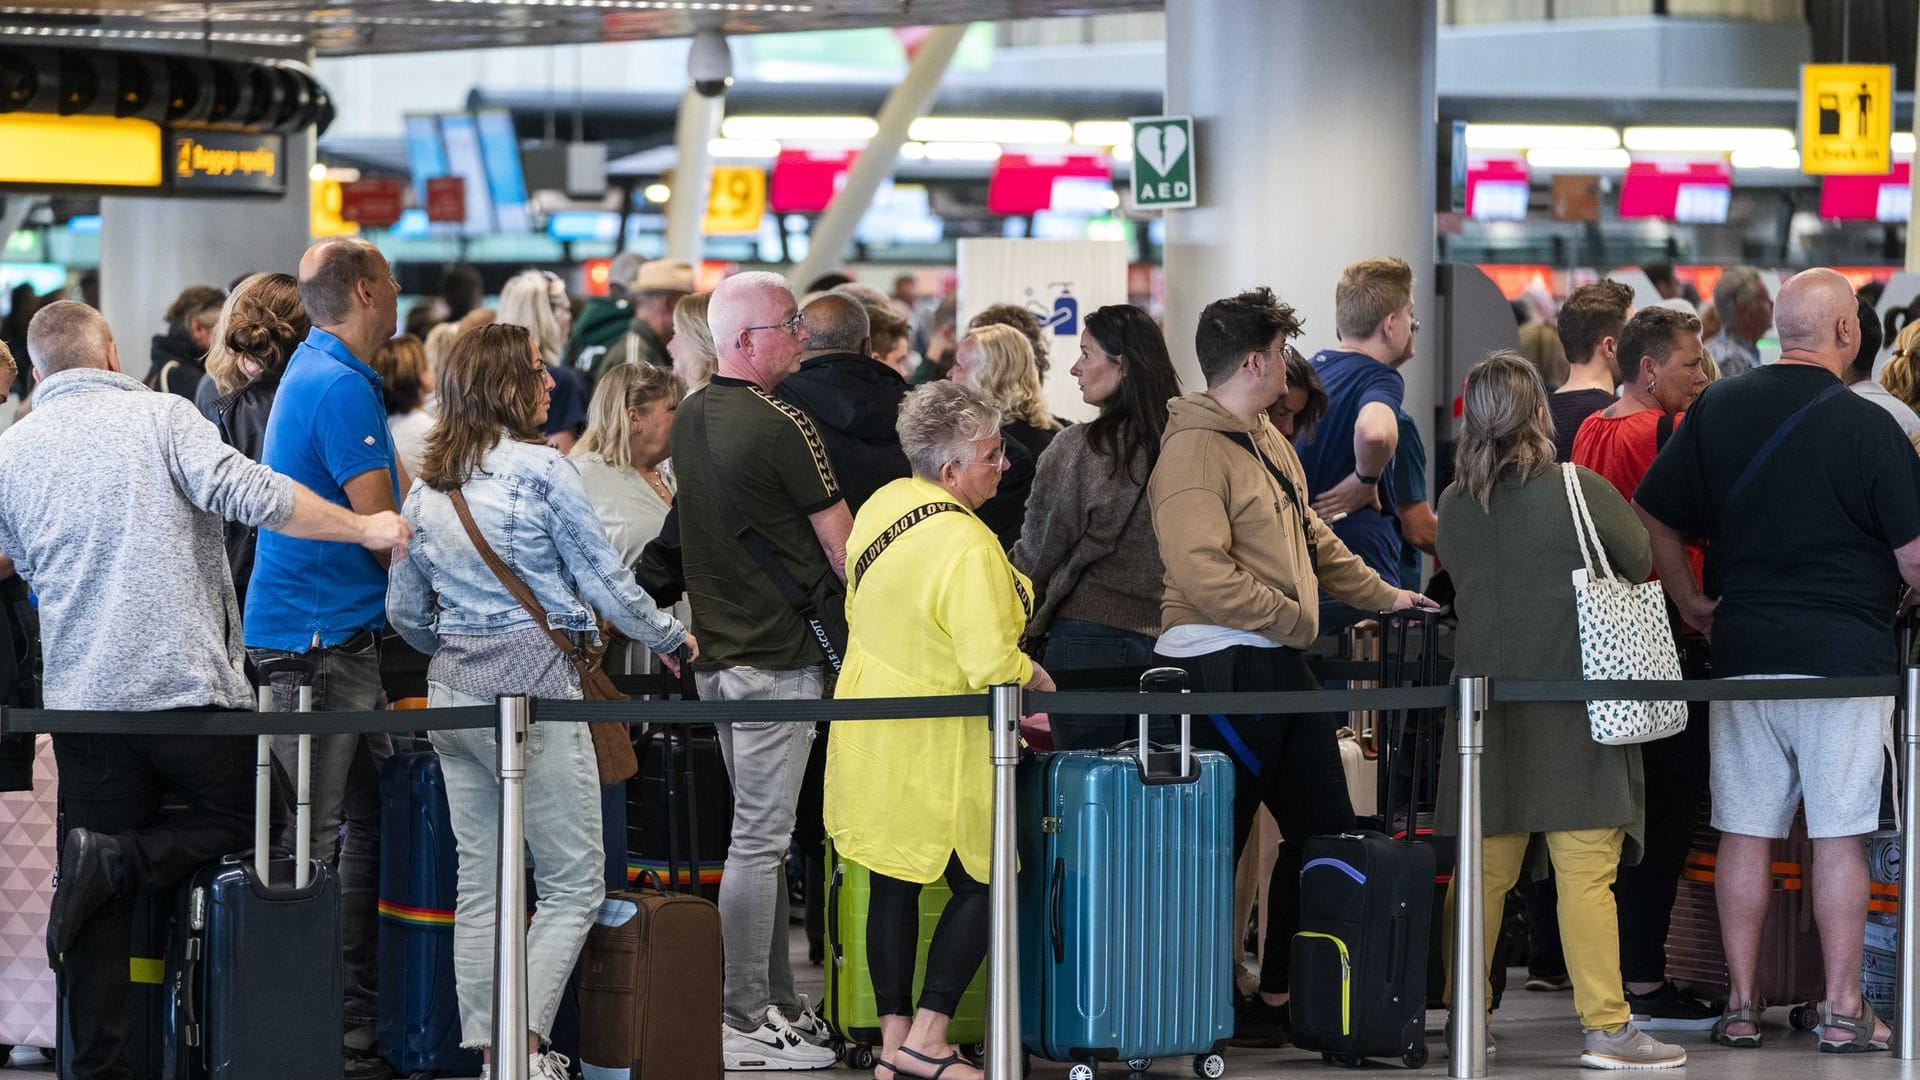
[671,270,852,1071]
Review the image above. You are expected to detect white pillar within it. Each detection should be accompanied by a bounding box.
[666,88,724,266]
[99,131,313,382]
[1163,0,1439,454]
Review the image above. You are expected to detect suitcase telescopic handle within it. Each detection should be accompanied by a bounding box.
[1137,666,1192,780]
[250,655,316,889]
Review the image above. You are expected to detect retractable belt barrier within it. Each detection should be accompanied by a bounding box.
[11,670,1920,1080]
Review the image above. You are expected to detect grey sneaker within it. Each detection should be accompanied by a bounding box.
[1581,1023,1687,1070]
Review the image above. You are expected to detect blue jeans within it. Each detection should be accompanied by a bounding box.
[1041,618,1159,751]
[426,682,607,1047]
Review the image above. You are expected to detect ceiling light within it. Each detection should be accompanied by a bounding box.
[1072,120,1132,147]
[1524,147,1630,170]
[1622,126,1795,153]
[908,117,1071,145]
[917,142,1003,162]
[707,138,779,159]
[897,142,927,160]
[1464,124,1619,151]
[643,182,671,203]
[1730,147,1801,170]
[1895,132,1915,157]
[720,115,876,142]
[309,163,329,183]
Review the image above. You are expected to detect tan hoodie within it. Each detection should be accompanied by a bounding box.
[1150,392,1400,647]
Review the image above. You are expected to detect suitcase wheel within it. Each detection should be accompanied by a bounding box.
[1401,1041,1429,1069]
[1126,1058,1153,1075]
[846,1043,875,1070]
[1791,1004,1820,1032]
[1193,1053,1227,1078]
[1069,1062,1097,1080]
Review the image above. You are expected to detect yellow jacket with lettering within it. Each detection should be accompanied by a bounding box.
[822,476,1034,884]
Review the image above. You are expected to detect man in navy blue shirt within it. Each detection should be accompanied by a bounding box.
[245,237,403,1080]
[1296,256,1420,633]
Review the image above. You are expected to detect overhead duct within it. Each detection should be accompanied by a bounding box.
[0,47,333,135]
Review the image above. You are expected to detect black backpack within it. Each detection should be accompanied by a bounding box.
[0,573,43,791]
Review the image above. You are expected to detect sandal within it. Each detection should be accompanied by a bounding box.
[1818,998,1892,1054]
[896,1046,976,1080]
[1711,1005,1763,1049]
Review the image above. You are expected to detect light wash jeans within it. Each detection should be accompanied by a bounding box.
[427,681,607,1048]
[695,664,821,1031]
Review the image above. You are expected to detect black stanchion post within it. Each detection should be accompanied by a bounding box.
[987,683,1023,1078]
[492,695,531,1080]
[1449,676,1488,1080]
[1900,666,1920,1060]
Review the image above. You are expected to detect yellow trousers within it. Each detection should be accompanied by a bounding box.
[1445,828,1629,1031]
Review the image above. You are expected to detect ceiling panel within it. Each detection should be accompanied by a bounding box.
[0,1,1163,56]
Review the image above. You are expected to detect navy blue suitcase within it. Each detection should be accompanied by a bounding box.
[1291,832,1434,1069]
[163,658,343,1080]
[377,750,479,1078]
[1018,668,1235,1078]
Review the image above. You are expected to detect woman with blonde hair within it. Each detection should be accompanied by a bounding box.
[389,322,693,1080]
[498,269,590,452]
[666,291,717,393]
[947,323,1055,549]
[1435,351,1682,1070]
[369,333,435,478]
[1882,319,1920,414]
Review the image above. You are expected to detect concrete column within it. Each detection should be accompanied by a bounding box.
[666,88,725,266]
[100,130,314,382]
[1163,0,1439,454]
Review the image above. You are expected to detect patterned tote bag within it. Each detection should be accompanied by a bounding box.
[1562,463,1688,745]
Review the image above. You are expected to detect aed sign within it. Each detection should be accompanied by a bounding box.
[1800,64,1894,176]
[1130,114,1196,210]
[168,130,287,195]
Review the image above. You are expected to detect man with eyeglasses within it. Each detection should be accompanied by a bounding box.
[669,270,850,1071]
[1296,256,1423,635]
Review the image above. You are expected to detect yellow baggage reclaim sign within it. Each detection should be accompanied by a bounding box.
[1800,64,1894,175]
[703,166,766,236]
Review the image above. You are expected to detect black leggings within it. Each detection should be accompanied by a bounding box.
[868,854,988,1018]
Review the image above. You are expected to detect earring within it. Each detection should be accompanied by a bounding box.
[1647,375,1658,395]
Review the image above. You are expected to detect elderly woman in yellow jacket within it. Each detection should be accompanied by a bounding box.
[823,381,1055,1080]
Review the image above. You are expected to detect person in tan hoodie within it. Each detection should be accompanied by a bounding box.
[1149,286,1430,1046]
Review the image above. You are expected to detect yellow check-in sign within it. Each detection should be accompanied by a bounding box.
[704,166,767,236]
[1801,64,1894,175]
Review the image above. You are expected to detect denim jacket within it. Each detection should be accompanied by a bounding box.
[388,434,686,657]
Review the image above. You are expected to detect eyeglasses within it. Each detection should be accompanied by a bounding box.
[741,311,806,339]
[953,449,1009,470]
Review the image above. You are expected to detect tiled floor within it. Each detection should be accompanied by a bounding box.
[16,931,1920,1079]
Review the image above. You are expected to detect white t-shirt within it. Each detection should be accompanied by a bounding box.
[388,409,434,481]
[1851,379,1920,442]
[1154,623,1279,658]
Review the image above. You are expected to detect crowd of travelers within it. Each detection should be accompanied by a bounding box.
[2,242,1918,1079]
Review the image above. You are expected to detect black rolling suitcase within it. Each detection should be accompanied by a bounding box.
[1291,831,1434,1069]
[166,655,343,1080]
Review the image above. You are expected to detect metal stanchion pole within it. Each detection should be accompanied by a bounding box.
[987,684,1024,1080]
[1449,676,1488,1080]
[492,695,532,1080]
[1899,666,1920,1059]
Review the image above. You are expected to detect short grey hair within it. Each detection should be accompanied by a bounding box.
[897,381,1003,480]
[709,271,793,356]
[800,294,869,352]
[831,281,893,310]
[299,238,387,326]
[26,300,113,376]
[1712,265,1766,322]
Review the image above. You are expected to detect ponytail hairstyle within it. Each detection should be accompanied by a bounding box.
[204,273,309,394]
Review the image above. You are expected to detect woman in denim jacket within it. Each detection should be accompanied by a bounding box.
[388,323,696,1080]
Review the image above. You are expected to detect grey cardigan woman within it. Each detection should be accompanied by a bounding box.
[1433,351,1685,1071]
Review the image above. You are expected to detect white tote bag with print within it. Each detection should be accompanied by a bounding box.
[1563,464,1688,745]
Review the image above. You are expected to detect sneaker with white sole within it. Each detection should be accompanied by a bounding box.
[723,1017,839,1070]
[777,999,834,1048]
[1580,1023,1687,1070]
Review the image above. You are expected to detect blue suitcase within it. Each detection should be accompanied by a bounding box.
[377,751,480,1078]
[1018,667,1235,1079]
[166,658,342,1080]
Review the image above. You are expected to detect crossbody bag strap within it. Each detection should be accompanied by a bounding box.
[1724,382,1847,509]
[1222,430,1318,569]
[446,487,597,680]
[1655,412,1675,452]
[849,500,1033,621]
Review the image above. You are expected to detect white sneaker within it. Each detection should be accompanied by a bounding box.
[776,1000,834,1048]
[723,1016,839,1070]
[478,1049,572,1080]
[1581,1023,1687,1070]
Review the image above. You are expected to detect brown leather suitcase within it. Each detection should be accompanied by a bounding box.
[578,882,722,1079]
[1665,821,1828,1029]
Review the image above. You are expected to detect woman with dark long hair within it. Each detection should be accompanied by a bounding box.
[1011,303,1182,748]
[387,323,694,1080]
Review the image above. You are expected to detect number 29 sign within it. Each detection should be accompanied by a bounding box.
[704,166,767,235]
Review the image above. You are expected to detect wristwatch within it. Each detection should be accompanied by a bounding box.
[1357,473,1381,485]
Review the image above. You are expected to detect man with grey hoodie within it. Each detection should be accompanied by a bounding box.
[0,301,410,1080]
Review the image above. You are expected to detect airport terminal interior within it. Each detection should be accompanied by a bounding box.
[5,2,1920,1079]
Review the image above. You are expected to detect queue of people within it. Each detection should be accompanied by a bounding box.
[5,240,1920,1080]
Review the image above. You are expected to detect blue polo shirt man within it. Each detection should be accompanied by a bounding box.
[243,237,403,1080]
